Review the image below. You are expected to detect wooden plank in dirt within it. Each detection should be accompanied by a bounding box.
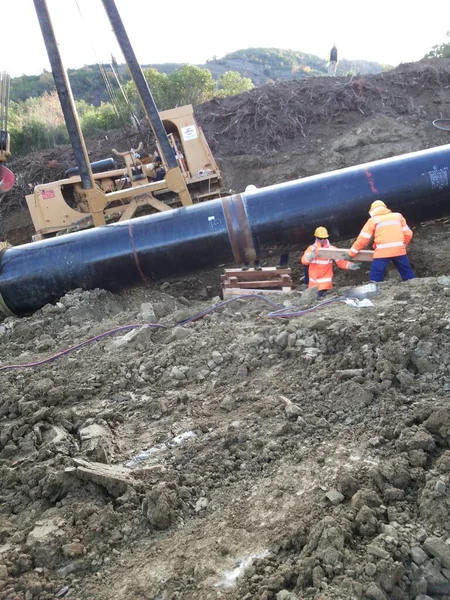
[221,266,293,299]
[223,287,294,299]
[316,248,374,262]
[223,280,290,289]
[221,267,292,282]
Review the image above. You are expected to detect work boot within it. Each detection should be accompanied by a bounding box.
[276,254,289,269]
[254,260,262,271]
[241,264,250,271]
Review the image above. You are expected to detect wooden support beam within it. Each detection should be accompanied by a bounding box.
[316,248,374,262]
[221,267,293,299]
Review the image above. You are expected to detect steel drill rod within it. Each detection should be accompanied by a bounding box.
[102,0,177,170]
[1,143,450,316]
[33,0,95,191]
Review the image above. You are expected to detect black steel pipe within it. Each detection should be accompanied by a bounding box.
[1,144,450,317]
[33,0,94,191]
[102,0,177,170]
[65,158,118,177]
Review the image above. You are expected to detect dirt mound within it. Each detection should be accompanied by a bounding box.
[2,276,450,599]
[196,57,450,156]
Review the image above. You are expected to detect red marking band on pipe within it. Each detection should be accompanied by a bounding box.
[364,169,378,194]
[128,222,148,284]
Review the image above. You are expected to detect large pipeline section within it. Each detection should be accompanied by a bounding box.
[1,144,450,317]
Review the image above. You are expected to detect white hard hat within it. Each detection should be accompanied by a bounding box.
[245,184,258,193]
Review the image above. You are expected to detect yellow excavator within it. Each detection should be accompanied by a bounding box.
[26,104,223,240]
[26,0,224,241]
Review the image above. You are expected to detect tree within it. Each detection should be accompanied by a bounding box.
[8,91,69,154]
[216,71,254,97]
[117,65,216,114]
[119,68,170,116]
[166,64,215,107]
[7,91,123,155]
[79,102,122,137]
[425,32,450,58]
[142,68,170,110]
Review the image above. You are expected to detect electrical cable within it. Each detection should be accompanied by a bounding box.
[0,294,348,372]
[0,323,165,372]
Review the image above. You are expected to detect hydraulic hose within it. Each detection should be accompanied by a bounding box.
[432,119,450,132]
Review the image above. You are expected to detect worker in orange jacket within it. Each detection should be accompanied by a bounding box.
[345,200,415,282]
[301,226,360,297]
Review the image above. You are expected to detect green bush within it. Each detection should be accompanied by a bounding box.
[8,91,123,155]
[425,31,450,58]
[216,71,254,97]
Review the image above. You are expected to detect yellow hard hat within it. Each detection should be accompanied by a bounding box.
[314,226,329,239]
[369,200,386,213]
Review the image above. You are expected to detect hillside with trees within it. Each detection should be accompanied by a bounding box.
[10,47,389,106]
[206,48,387,84]
[7,65,254,155]
[4,47,395,157]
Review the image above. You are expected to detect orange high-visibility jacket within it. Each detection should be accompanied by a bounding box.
[349,207,413,259]
[301,242,352,291]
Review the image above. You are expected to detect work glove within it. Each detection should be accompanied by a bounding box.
[348,263,361,270]
[342,252,352,261]
[304,249,316,262]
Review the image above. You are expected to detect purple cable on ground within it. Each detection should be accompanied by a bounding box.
[268,297,343,318]
[0,323,165,372]
[0,294,339,372]
[176,293,284,326]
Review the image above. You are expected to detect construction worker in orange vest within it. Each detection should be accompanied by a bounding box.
[344,200,415,282]
[301,226,360,297]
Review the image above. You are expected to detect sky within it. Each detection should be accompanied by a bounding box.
[2,0,450,77]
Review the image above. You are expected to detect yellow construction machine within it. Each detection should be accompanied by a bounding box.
[27,0,223,241]
[26,104,223,240]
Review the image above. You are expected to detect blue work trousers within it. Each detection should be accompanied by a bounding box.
[370,255,415,282]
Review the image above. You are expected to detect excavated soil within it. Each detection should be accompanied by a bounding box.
[2,277,450,600]
[3,58,450,600]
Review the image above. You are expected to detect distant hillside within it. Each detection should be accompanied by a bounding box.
[141,49,389,87]
[10,47,390,106]
[204,48,388,85]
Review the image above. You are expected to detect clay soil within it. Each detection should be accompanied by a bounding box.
[2,59,450,600]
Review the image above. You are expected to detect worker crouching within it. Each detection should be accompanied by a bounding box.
[346,200,415,282]
[301,226,360,298]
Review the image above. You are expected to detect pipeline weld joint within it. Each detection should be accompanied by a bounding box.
[222,193,256,264]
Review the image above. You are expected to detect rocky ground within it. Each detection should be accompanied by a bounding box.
[1,271,450,600]
[2,58,450,600]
